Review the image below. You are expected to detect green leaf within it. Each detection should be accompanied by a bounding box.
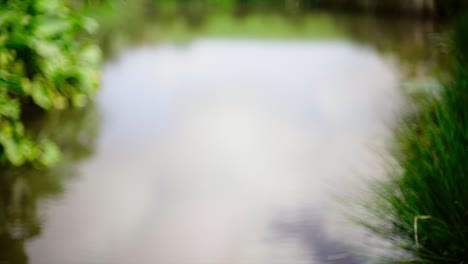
[80,45,101,66]
[0,95,20,119]
[32,39,61,58]
[37,0,68,15]
[31,79,53,109]
[39,139,61,166]
[0,134,24,166]
[82,17,99,34]
[35,18,71,38]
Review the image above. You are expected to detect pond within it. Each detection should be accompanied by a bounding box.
[1,12,442,264]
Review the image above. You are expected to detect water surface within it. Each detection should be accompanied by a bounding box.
[27,39,404,264]
[0,13,442,264]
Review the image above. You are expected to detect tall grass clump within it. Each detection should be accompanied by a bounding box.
[365,15,468,264]
[0,0,101,167]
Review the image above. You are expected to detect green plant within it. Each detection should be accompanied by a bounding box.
[366,15,468,264]
[0,0,101,166]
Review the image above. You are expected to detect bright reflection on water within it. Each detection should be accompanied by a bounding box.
[27,40,403,264]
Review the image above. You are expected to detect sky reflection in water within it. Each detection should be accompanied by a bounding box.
[27,39,403,264]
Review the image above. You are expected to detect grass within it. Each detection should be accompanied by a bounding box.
[365,14,468,264]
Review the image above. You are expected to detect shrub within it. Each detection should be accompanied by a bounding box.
[0,0,100,166]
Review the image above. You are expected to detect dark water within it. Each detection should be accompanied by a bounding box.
[0,13,442,264]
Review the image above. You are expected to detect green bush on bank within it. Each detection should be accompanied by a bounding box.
[0,0,101,167]
[367,15,468,264]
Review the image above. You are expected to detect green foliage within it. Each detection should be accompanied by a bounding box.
[0,0,101,166]
[367,15,468,264]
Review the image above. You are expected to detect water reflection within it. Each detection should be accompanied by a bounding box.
[273,211,367,264]
[96,11,441,74]
[25,39,403,263]
[0,105,100,264]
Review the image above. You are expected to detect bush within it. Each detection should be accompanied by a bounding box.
[0,0,100,166]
